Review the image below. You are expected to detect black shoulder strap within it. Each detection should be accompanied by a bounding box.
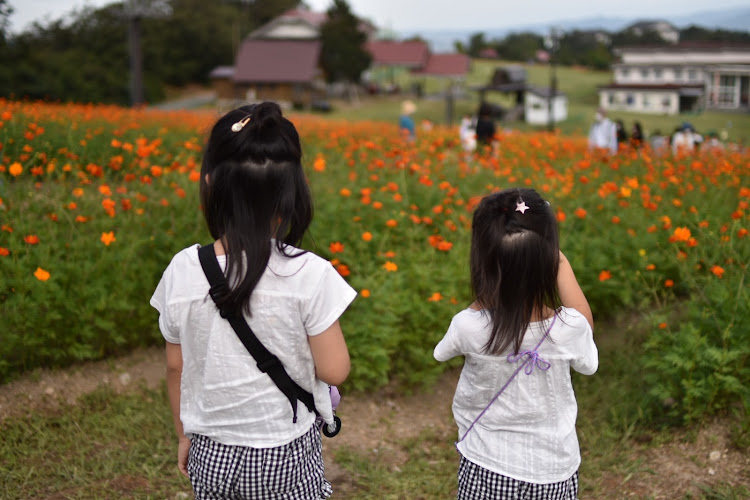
[197,244,317,423]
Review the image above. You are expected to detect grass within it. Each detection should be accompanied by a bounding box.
[1,315,747,499]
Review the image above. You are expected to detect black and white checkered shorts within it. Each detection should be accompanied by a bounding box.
[457,455,579,500]
[188,424,332,499]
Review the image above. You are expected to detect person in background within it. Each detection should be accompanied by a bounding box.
[649,129,669,155]
[588,108,617,155]
[399,100,417,141]
[475,102,497,151]
[459,114,477,152]
[630,121,644,149]
[672,122,701,155]
[615,119,628,146]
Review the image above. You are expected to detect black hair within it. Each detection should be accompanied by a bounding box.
[470,188,560,355]
[199,102,313,316]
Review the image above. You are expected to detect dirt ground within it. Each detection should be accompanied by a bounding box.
[1,346,748,499]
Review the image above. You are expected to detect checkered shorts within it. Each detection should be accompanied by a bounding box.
[457,455,579,500]
[188,424,332,499]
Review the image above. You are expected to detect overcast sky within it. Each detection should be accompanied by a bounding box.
[7,0,750,33]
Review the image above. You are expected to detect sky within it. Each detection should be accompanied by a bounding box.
[7,0,750,33]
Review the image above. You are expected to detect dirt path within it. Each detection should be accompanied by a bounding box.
[1,347,748,498]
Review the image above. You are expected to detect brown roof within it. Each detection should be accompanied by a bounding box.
[365,40,429,67]
[412,53,470,77]
[234,40,321,83]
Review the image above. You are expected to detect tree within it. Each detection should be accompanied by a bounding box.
[467,32,487,58]
[0,0,12,42]
[319,0,371,85]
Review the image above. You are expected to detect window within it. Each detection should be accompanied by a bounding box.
[718,75,738,107]
[608,93,615,105]
[641,68,649,79]
[654,68,663,79]
[621,67,630,78]
[626,94,635,106]
[662,96,671,108]
[688,69,698,81]
[674,68,683,80]
[643,95,650,108]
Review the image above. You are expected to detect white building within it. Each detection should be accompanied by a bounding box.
[599,43,750,115]
[524,87,568,125]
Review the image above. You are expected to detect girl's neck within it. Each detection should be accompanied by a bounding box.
[213,239,226,256]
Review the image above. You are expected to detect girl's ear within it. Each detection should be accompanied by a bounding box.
[204,173,210,185]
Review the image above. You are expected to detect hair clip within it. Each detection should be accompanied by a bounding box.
[515,200,529,214]
[231,115,251,132]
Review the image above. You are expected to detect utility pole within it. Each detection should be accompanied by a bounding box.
[545,28,561,133]
[124,0,172,107]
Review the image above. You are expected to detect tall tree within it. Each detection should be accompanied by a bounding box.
[0,0,12,42]
[319,0,371,85]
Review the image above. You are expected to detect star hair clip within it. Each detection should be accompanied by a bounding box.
[515,200,529,214]
[231,115,251,132]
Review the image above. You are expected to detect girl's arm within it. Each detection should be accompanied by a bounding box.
[558,251,594,331]
[308,320,350,386]
[166,341,189,478]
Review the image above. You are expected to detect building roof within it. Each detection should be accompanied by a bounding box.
[615,41,750,53]
[599,83,705,95]
[526,86,565,98]
[209,66,235,79]
[233,40,321,83]
[412,53,470,77]
[365,40,429,67]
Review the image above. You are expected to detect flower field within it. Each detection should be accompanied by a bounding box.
[1,99,748,423]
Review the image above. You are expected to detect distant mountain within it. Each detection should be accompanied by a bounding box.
[404,7,750,52]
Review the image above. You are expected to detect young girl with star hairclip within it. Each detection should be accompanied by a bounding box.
[434,187,597,499]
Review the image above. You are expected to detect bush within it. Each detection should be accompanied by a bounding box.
[1,100,748,423]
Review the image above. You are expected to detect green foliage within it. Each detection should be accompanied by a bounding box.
[319,0,372,84]
[1,101,749,427]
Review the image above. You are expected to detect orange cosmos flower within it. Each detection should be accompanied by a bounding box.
[336,264,350,277]
[383,261,398,272]
[598,270,612,281]
[574,208,587,219]
[372,201,383,209]
[738,228,748,238]
[313,156,326,172]
[646,264,656,271]
[556,210,566,222]
[386,219,397,228]
[189,171,201,182]
[99,185,112,196]
[72,188,84,197]
[0,247,9,256]
[75,216,88,223]
[658,322,668,329]
[611,216,620,224]
[9,162,23,177]
[340,188,351,197]
[664,279,674,288]
[100,231,116,246]
[360,289,371,298]
[34,267,51,281]
[672,227,691,242]
[329,241,344,254]
[437,241,453,251]
[427,292,442,302]
[24,234,39,245]
[362,232,372,241]
[710,265,725,278]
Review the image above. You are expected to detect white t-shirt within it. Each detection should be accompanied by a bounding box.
[150,243,357,448]
[434,307,598,484]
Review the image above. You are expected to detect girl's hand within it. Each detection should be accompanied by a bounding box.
[558,251,594,330]
[177,436,190,478]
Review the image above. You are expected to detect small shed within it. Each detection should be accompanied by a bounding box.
[524,86,567,125]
